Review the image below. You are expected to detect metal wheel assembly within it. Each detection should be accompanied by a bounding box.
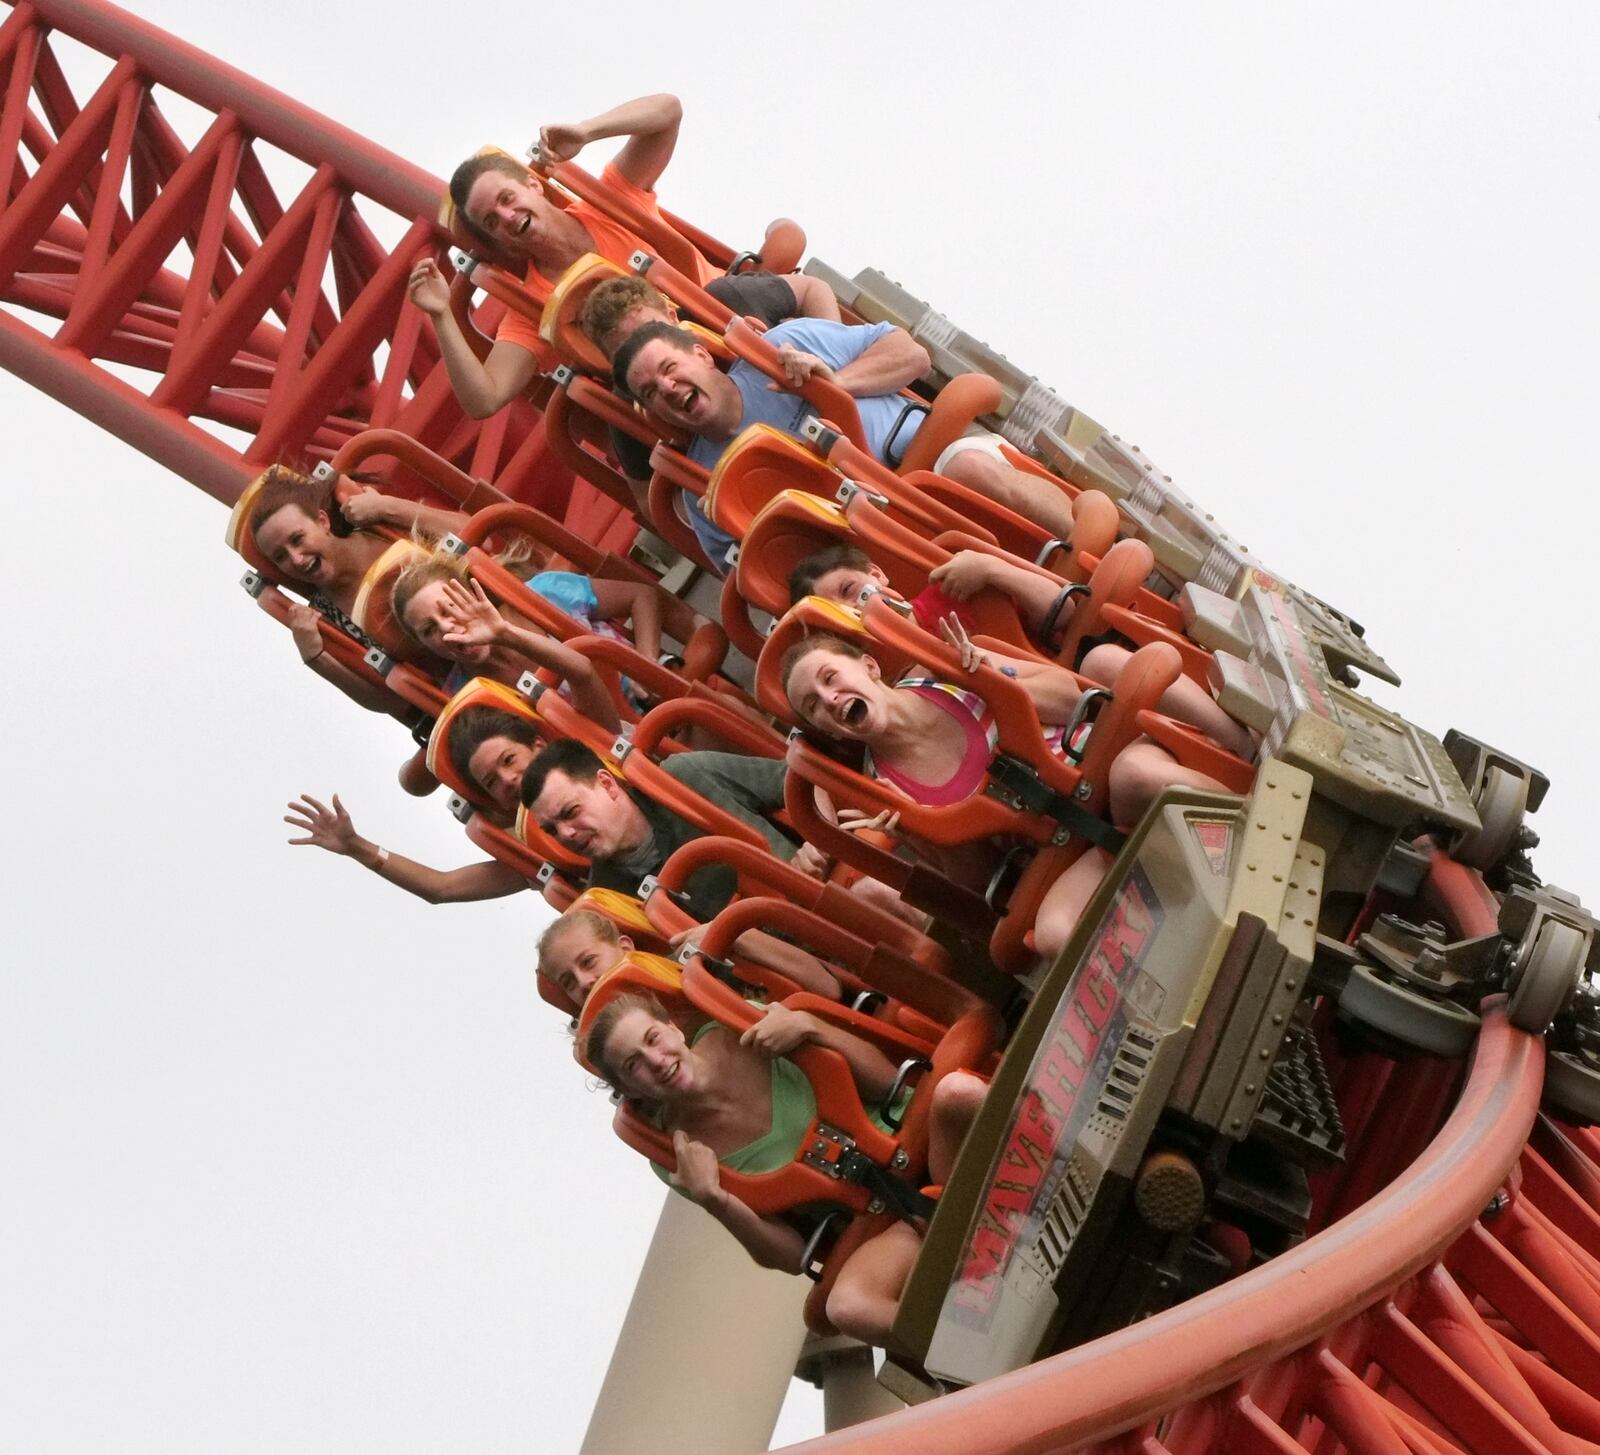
[1543,1050,1600,1125]
[1453,765,1529,871]
[1338,965,1480,1057]
[1507,919,1588,1033]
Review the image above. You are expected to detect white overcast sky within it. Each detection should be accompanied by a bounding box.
[2,3,1598,1452]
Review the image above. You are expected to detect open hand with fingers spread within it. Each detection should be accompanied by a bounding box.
[438,578,507,652]
[284,793,359,856]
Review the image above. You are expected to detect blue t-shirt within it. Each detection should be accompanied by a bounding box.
[685,319,924,477]
[681,319,924,571]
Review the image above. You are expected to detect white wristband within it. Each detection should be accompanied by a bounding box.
[374,846,390,868]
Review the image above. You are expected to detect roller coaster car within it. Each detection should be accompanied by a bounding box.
[884,575,1600,1395]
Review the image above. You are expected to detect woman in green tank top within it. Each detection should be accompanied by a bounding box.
[584,992,986,1347]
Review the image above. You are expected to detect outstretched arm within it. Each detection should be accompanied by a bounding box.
[438,578,622,733]
[539,94,683,193]
[670,1130,807,1273]
[407,258,538,419]
[284,793,527,904]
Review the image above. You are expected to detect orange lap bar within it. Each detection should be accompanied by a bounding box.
[647,836,953,979]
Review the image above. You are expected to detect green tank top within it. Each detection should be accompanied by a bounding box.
[651,1023,909,1189]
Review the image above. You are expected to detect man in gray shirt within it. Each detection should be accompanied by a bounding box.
[521,739,796,920]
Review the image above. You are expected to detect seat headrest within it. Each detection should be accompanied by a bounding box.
[703,424,840,540]
[736,489,851,616]
[538,252,629,375]
[350,538,431,661]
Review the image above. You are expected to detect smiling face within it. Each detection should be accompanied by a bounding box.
[400,579,488,664]
[466,734,537,813]
[463,168,557,260]
[810,562,894,609]
[786,645,889,741]
[604,1005,693,1101]
[622,337,735,435]
[254,503,339,586]
[541,922,630,1007]
[529,768,647,861]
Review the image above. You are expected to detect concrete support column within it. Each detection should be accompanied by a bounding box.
[580,1192,809,1455]
[795,1334,904,1434]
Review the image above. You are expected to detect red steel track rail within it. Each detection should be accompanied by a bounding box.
[776,1008,1600,1455]
[0,0,600,530]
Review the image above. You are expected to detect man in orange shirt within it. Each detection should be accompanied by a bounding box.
[407,93,704,418]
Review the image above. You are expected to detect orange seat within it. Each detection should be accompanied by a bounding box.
[538,252,629,375]
[351,539,432,662]
[569,886,674,951]
[566,949,689,1037]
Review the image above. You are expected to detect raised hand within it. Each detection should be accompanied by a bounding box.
[286,602,325,662]
[407,257,451,318]
[939,613,988,675]
[537,121,588,164]
[284,793,359,856]
[668,1129,724,1208]
[438,578,505,650]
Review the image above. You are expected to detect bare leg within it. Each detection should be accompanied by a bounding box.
[928,1071,988,1184]
[825,1220,923,1347]
[1034,847,1114,961]
[941,450,1077,543]
[1110,740,1226,827]
[1080,643,1254,758]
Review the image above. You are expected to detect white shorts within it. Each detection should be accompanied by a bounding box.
[933,428,1010,476]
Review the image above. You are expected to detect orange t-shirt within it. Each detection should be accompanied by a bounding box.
[495,162,715,364]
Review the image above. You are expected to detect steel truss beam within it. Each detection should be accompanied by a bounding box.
[0,0,597,527]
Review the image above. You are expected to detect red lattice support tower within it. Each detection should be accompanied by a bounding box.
[0,0,628,547]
